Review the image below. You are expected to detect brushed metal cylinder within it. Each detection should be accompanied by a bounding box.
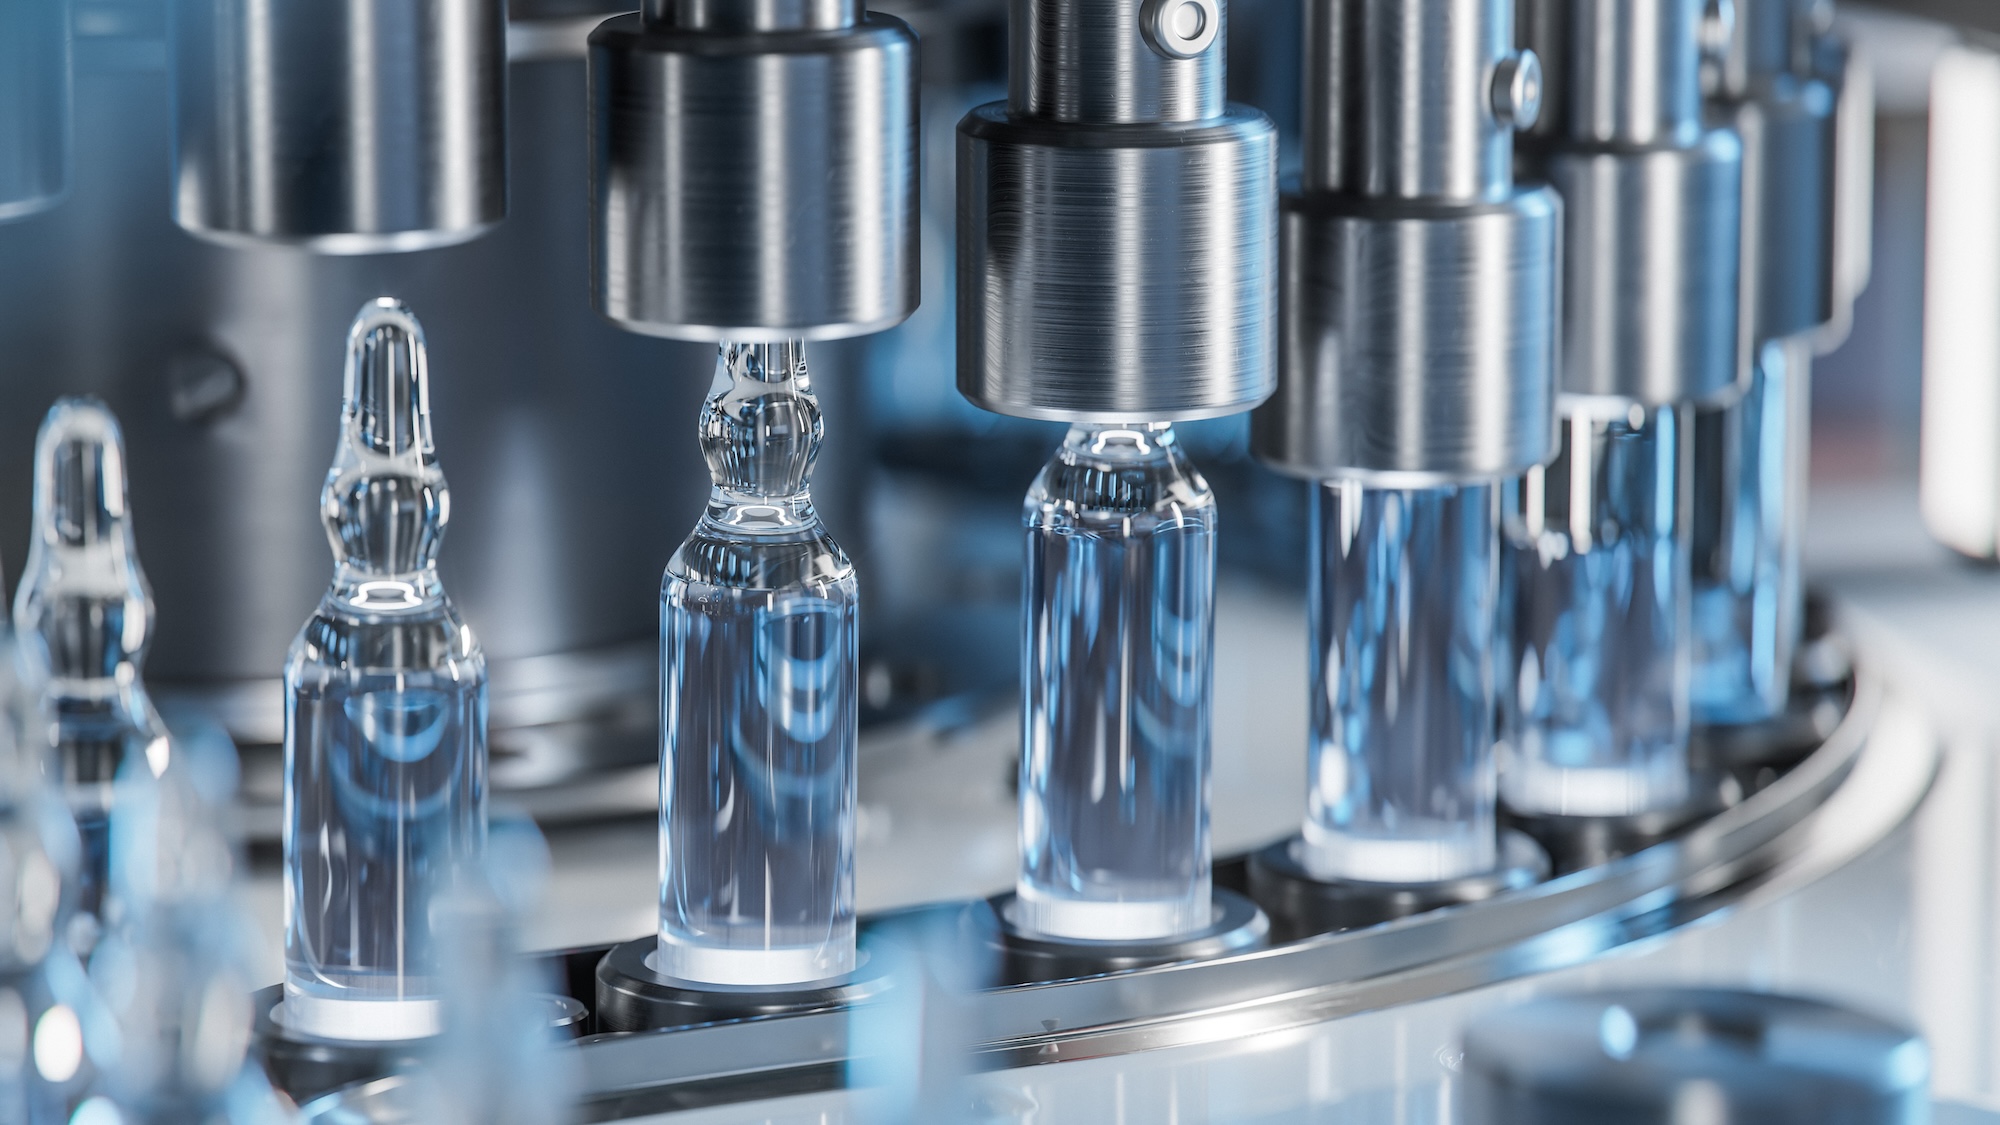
[1543,135,1741,406]
[1719,74,1834,346]
[170,0,508,253]
[955,107,1277,421]
[0,0,69,222]
[1010,0,1224,124]
[1520,0,1744,406]
[1301,0,1518,201]
[588,13,919,340]
[1252,189,1560,482]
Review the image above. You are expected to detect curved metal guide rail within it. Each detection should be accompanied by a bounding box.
[304,645,1936,1122]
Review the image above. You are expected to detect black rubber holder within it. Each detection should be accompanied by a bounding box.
[972,887,1269,984]
[594,937,888,1033]
[1246,830,1550,942]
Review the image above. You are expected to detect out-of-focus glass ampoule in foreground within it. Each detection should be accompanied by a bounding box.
[13,397,173,944]
[658,341,857,987]
[1692,338,1810,725]
[1015,422,1215,942]
[1502,401,1692,817]
[1302,479,1498,883]
[283,299,488,1041]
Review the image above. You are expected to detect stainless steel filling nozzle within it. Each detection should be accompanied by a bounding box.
[956,0,1279,422]
[1520,0,1744,407]
[171,0,508,253]
[0,0,70,222]
[589,0,919,341]
[1251,0,1561,483]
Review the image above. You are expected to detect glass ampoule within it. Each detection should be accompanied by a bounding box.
[1302,479,1498,884]
[89,756,283,1125]
[1691,337,1810,725]
[283,299,488,1041]
[12,397,174,947]
[1500,400,1692,817]
[0,621,95,1124]
[415,819,576,1125]
[659,341,858,987]
[1015,422,1215,942]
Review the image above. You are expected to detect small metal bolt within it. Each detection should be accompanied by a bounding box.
[1491,50,1543,132]
[1141,0,1219,61]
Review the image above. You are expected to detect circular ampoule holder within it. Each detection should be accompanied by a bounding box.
[594,937,889,1034]
[1503,769,1744,877]
[972,889,1269,985]
[253,986,590,1103]
[1245,831,1550,942]
[251,985,434,1105]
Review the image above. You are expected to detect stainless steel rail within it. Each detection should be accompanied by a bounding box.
[301,639,1935,1121]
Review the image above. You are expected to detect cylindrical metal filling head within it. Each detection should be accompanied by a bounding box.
[1253,188,1561,482]
[1009,0,1225,124]
[647,0,861,32]
[1543,135,1741,405]
[1460,988,1930,1125]
[1723,79,1834,346]
[0,0,69,222]
[1520,0,1745,405]
[956,108,1277,421]
[589,13,919,341]
[1521,0,1707,147]
[171,0,507,253]
[1301,0,1525,201]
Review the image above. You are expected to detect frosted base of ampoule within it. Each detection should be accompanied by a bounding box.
[1010,879,1212,943]
[279,982,443,1042]
[650,935,855,988]
[1499,738,1693,819]
[1299,822,1498,885]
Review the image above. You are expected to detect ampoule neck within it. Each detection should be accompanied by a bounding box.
[1060,421,1183,461]
[322,299,451,579]
[14,397,159,692]
[698,341,824,520]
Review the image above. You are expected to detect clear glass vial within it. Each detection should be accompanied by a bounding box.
[658,341,858,987]
[1501,399,1693,817]
[1691,337,1811,725]
[283,299,488,1041]
[1302,479,1500,884]
[12,396,174,941]
[1015,422,1215,942]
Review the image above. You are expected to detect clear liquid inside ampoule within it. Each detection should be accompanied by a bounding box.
[1691,337,1810,725]
[1303,480,1498,884]
[1015,423,1214,942]
[284,301,488,1041]
[658,341,857,987]
[1501,402,1692,817]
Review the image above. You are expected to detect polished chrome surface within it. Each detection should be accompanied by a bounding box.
[1299,0,1524,200]
[956,108,1277,422]
[587,10,919,340]
[299,641,1935,1118]
[0,0,69,221]
[955,0,1277,421]
[171,0,506,253]
[1710,0,1837,350]
[649,0,860,32]
[1011,0,1223,123]
[1521,0,1743,407]
[1254,191,1560,482]
[1252,0,1559,482]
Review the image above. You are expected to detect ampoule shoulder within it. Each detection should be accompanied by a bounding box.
[665,512,853,595]
[288,580,482,676]
[1027,435,1215,529]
